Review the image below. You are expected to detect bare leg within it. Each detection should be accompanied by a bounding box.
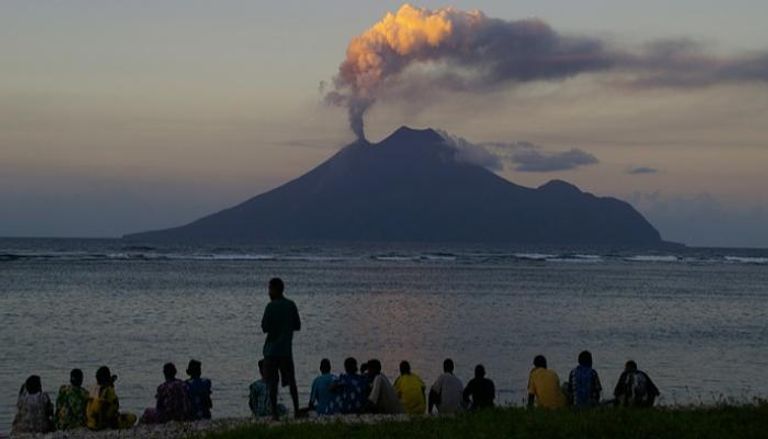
[269,379,279,421]
[289,380,300,417]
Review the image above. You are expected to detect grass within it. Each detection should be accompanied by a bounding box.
[205,404,768,439]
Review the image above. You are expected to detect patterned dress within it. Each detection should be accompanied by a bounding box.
[248,379,287,417]
[185,378,213,420]
[142,379,192,423]
[87,385,137,430]
[56,384,89,430]
[333,373,369,414]
[11,390,54,434]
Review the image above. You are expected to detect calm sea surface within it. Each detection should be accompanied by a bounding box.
[1,238,767,433]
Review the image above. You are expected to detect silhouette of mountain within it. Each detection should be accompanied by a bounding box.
[125,126,666,246]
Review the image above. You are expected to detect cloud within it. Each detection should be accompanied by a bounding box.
[627,166,659,175]
[326,4,768,139]
[439,132,599,173]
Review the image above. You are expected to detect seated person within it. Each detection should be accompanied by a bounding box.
[567,351,602,408]
[613,360,660,407]
[393,361,426,415]
[331,357,369,414]
[527,355,566,409]
[309,358,338,415]
[463,365,495,410]
[249,359,287,418]
[87,366,137,430]
[12,375,54,435]
[185,360,213,420]
[429,358,464,415]
[56,369,90,430]
[141,363,192,424]
[365,359,404,414]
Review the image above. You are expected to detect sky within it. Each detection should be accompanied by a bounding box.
[1,0,767,247]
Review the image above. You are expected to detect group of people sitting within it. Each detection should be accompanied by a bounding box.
[11,360,212,435]
[11,351,659,434]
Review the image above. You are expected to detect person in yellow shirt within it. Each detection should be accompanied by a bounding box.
[86,366,137,430]
[527,355,566,409]
[393,361,426,415]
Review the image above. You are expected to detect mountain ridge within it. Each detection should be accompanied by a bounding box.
[125,126,669,247]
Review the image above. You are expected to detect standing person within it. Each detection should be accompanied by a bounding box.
[56,369,90,430]
[141,363,192,424]
[428,358,464,415]
[331,357,369,414]
[463,365,495,410]
[185,360,213,420]
[567,351,602,408]
[309,359,338,415]
[261,277,301,420]
[527,355,566,409]
[11,375,54,435]
[86,366,136,430]
[614,361,660,407]
[365,359,404,414]
[393,361,426,415]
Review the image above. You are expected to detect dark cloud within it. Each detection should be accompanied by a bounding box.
[509,145,599,172]
[439,133,598,173]
[627,166,659,175]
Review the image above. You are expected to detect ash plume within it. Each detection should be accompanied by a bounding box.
[326,4,768,140]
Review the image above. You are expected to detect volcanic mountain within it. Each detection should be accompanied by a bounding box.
[125,127,664,246]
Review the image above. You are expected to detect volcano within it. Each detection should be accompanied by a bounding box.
[125,127,664,246]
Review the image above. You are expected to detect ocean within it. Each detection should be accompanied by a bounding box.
[1,238,767,433]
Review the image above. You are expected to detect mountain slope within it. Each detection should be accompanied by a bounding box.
[125,127,663,246]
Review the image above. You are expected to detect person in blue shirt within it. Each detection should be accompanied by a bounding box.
[185,360,212,420]
[567,350,602,407]
[331,357,369,414]
[308,359,337,415]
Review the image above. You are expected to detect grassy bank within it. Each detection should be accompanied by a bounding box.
[206,405,768,439]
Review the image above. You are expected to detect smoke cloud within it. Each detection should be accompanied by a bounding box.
[326,4,768,139]
[440,131,599,173]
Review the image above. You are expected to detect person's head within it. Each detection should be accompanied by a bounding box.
[578,351,593,368]
[366,359,382,377]
[320,358,331,374]
[625,360,638,372]
[258,359,265,379]
[24,375,42,395]
[344,357,358,375]
[187,360,202,379]
[443,358,455,374]
[474,364,486,379]
[70,369,84,387]
[268,277,284,300]
[95,366,115,387]
[533,355,547,369]
[399,361,411,375]
[163,362,177,381]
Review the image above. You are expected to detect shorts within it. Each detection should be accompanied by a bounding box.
[263,356,296,388]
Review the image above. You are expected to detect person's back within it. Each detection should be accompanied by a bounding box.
[142,363,192,424]
[12,376,53,434]
[568,351,602,407]
[463,365,495,410]
[56,369,89,430]
[333,357,369,414]
[614,361,660,407]
[249,359,287,418]
[185,360,212,420]
[87,367,125,430]
[309,359,338,415]
[366,360,405,414]
[261,278,301,419]
[429,359,464,415]
[527,356,566,409]
[393,361,426,415]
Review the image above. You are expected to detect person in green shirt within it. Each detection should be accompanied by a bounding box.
[261,277,301,420]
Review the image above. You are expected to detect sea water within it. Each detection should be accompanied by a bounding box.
[1,238,767,433]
